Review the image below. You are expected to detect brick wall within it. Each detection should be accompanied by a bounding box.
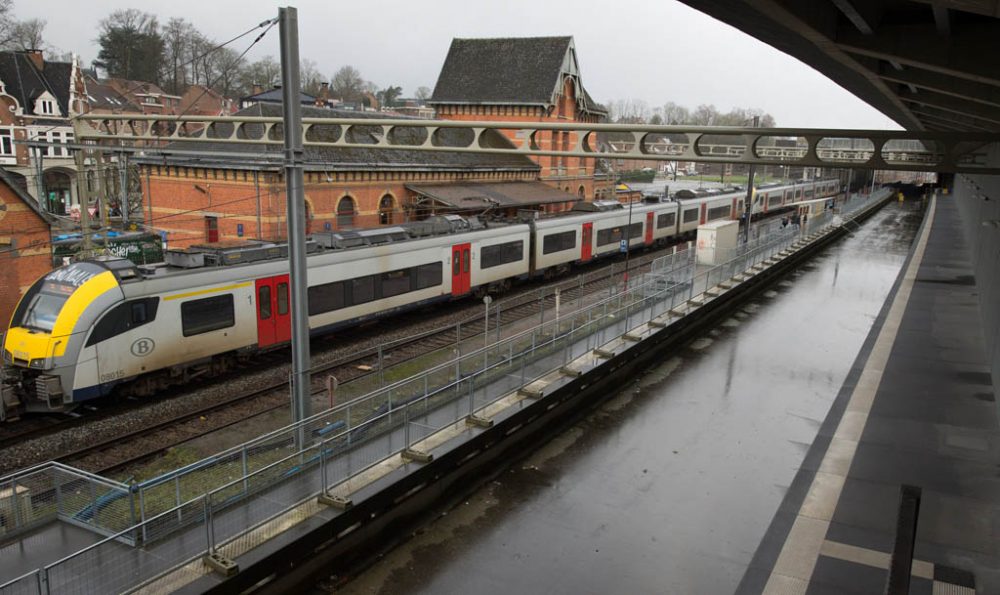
[141,165,539,248]
[435,78,601,201]
[0,183,52,327]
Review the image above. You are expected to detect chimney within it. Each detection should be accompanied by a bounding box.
[315,82,330,107]
[252,82,263,96]
[25,49,43,71]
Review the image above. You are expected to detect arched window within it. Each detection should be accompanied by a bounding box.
[378,194,395,225]
[578,185,586,200]
[337,196,357,229]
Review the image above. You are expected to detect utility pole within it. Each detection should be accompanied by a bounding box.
[742,115,759,243]
[279,6,312,435]
[119,149,129,227]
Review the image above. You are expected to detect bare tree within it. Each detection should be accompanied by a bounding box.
[691,104,719,126]
[0,0,16,48]
[161,17,196,94]
[414,85,432,101]
[235,56,280,97]
[7,18,45,50]
[661,101,690,125]
[300,59,325,96]
[330,65,364,101]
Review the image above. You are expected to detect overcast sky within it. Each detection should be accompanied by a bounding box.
[19,0,901,130]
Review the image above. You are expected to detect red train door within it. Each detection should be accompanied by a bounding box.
[731,197,738,219]
[581,222,593,261]
[256,274,291,347]
[700,203,708,225]
[645,212,654,245]
[451,243,471,296]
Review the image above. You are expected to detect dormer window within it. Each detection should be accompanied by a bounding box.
[34,92,58,116]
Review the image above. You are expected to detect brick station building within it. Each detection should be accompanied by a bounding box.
[0,168,53,327]
[137,103,584,248]
[429,36,609,200]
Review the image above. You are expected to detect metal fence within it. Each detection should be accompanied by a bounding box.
[0,189,891,594]
[0,462,134,544]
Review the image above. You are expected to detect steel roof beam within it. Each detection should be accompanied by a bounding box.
[898,88,1000,125]
[908,0,1000,19]
[880,69,1000,109]
[836,24,1000,87]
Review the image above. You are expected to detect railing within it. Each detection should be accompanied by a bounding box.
[0,462,134,545]
[0,189,892,593]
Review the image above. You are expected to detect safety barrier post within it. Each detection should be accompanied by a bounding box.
[242,445,250,495]
[204,494,215,554]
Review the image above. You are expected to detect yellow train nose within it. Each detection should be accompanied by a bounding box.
[4,328,59,368]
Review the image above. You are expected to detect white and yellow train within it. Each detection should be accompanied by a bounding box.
[1,179,839,417]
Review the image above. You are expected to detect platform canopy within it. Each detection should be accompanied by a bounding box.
[406,181,580,210]
[679,0,1000,133]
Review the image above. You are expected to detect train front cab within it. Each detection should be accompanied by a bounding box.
[2,261,125,412]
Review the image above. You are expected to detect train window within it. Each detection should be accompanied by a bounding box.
[259,285,271,320]
[381,269,412,298]
[769,195,782,206]
[707,205,730,221]
[656,213,676,229]
[629,222,643,239]
[86,298,160,347]
[463,249,470,273]
[416,263,442,289]
[683,209,699,223]
[277,283,288,316]
[481,241,523,269]
[596,226,620,246]
[543,231,576,254]
[181,295,234,337]
[795,189,802,198]
[453,251,460,276]
[503,240,523,263]
[351,276,375,305]
[307,281,344,315]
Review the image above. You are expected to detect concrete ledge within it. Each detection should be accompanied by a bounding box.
[401,448,434,463]
[205,552,239,577]
[648,319,668,329]
[465,415,494,429]
[517,386,544,399]
[559,365,583,378]
[318,493,354,510]
[623,332,643,342]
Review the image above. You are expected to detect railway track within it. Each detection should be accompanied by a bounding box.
[9,242,688,476]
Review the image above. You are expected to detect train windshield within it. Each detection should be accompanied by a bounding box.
[21,291,69,332]
[14,262,105,333]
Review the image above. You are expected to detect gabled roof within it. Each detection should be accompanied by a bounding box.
[432,37,573,106]
[240,87,315,106]
[142,103,540,173]
[0,167,54,223]
[84,75,141,112]
[106,78,177,99]
[0,51,72,116]
[430,36,606,116]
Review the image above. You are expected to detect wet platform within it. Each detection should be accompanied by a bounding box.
[742,193,998,594]
[0,523,101,585]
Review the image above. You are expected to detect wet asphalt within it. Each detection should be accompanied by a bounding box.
[324,201,925,595]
